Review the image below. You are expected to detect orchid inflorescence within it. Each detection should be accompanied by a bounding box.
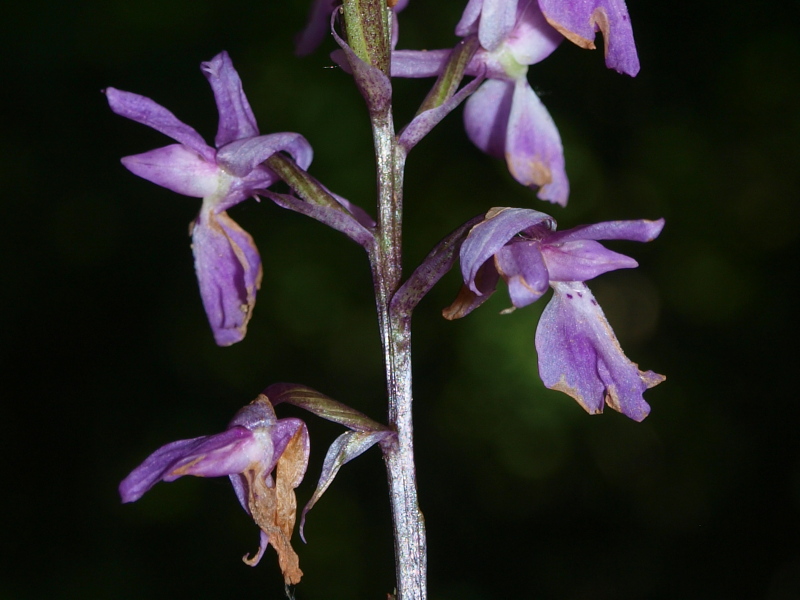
[110,0,662,595]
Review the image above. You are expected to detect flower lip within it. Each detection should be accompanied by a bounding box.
[536,281,664,421]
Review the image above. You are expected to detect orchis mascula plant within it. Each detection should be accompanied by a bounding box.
[112,0,662,598]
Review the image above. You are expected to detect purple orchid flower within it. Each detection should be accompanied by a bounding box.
[393,0,640,205]
[106,51,314,346]
[394,2,568,203]
[444,207,665,421]
[120,394,310,585]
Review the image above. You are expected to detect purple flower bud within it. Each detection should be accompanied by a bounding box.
[120,395,310,584]
[445,207,665,419]
[106,52,314,346]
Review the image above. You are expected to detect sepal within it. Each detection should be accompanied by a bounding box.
[201,51,259,146]
[119,144,220,198]
[104,87,215,162]
[538,0,640,76]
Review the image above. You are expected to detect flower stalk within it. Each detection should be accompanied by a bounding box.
[370,52,429,600]
[340,1,428,596]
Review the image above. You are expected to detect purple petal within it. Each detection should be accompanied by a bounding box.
[201,51,259,147]
[479,0,519,51]
[192,210,263,346]
[464,78,514,158]
[505,77,569,205]
[504,1,563,66]
[229,395,278,430]
[216,132,314,179]
[535,281,664,421]
[460,207,554,294]
[391,49,451,78]
[229,472,250,513]
[455,0,485,39]
[546,218,665,245]
[538,0,640,76]
[120,144,221,198]
[457,0,519,51]
[541,239,637,282]
[119,426,261,503]
[494,241,549,307]
[105,88,215,162]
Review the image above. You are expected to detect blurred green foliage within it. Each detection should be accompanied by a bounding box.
[3,0,799,598]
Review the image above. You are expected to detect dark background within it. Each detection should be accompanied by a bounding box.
[4,0,799,598]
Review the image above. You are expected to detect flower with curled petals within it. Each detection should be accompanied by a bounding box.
[444,207,665,420]
[120,394,310,585]
[106,51,314,345]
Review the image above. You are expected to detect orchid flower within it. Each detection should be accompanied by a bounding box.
[106,51,313,346]
[120,395,310,585]
[444,207,665,420]
[393,0,640,205]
